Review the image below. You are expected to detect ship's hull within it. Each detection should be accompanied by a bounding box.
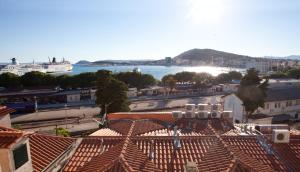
[0,63,73,76]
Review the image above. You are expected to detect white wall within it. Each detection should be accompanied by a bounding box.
[223,94,245,123]
[257,99,300,117]
[0,138,33,172]
[0,114,11,128]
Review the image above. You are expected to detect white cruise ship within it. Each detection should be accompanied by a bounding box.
[0,58,73,76]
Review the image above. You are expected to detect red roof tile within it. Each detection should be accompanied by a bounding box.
[62,118,300,172]
[0,106,15,117]
[108,112,174,122]
[132,120,165,136]
[29,134,76,172]
[63,136,125,172]
[0,126,23,148]
[271,136,300,171]
[222,136,286,171]
[109,120,133,135]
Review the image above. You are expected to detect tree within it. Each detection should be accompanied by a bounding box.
[20,71,55,87]
[72,72,97,88]
[192,72,213,89]
[228,71,243,80]
[237,68,268,122]
[162,75,177,93]
[114,72,156,89]
[55,127,70,137]
[0,72,21,88]
[96,76,130,115]
[214,73,231,84]
[286,68,300,79]
[174,71,196,82]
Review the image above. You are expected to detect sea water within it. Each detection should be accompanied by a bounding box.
[72,65,244,79]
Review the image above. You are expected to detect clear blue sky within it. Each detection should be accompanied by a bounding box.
[0,0,300,63]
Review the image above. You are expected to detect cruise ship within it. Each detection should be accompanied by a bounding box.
[0,57,73,76]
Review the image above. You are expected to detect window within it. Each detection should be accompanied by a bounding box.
[13,144,28,169]
[265,103,269,109]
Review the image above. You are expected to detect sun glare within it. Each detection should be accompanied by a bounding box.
[186,0,224,24]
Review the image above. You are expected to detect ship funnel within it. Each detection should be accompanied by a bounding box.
[52,57,56,63]
[11,58,18,65]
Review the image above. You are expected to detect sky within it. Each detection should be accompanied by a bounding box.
[0,0,300,63]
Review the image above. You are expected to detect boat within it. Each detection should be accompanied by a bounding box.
[0,57,73,76]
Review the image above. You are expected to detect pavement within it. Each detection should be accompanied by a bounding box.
[130,95,221,111]
[11,95,221,134]
[11,106,100,123]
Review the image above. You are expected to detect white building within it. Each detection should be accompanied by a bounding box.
[222,94,246,123]
[222,87,300,123]
[127,88,138,98]
[0,106,15,128]
[267,79,300,89]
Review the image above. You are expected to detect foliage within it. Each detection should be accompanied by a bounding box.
[114,71,156,89]
[269,72,287,79]
[12,124,21,130]
[21,71,56,87]
[161,74,177,92]
[0,72,21,88]
[55,127,70,137]
[72,72,97,88]
[96,75,129,115]
[267,68,300,79]
[240,68,260,86]
[192,72,213,89]
[0,69,155,90]
[174,71,196,82]
[237,68,268,122]
[228,71,243,80]
[286,68,300,79]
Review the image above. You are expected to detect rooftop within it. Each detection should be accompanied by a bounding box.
[1,112,300,172]
[0,106,15,117]
[62,117,300,172]
[265,87,300,102]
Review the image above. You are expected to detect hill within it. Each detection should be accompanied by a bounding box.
[76,60,92,65]
[173,49,253,66]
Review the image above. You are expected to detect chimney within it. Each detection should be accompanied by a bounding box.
[149,140,155,160]
[184,161,199,172]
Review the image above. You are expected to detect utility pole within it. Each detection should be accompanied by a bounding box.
[65,103,68,128]
[34,96,38,112]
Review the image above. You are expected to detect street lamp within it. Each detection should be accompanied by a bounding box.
[34,96,38,112]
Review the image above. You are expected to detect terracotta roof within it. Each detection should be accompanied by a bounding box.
[271,135,300,171]
[63,136,125,172]
[0,125,23,148]
[132,120,166,136]
[222,136,286,171]
[78,140,162,172]
[62,119,300,172]
[108,112,174,122]
[0,106,15,117]
[29,134,76,172]
[89,128,122,136]
[109,120,133,135]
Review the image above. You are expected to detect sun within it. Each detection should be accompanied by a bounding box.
[186,0,224,24]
